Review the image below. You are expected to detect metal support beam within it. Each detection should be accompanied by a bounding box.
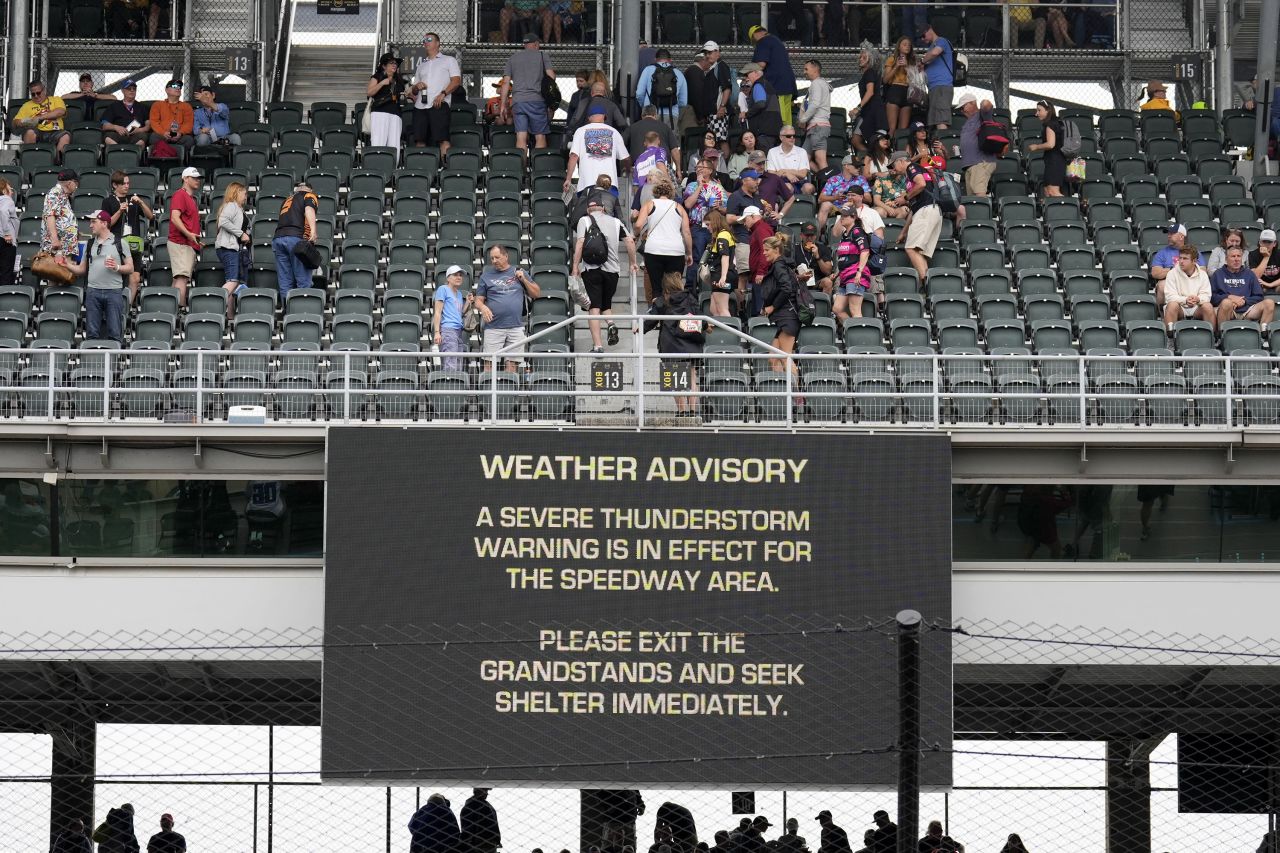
[1253,0,1278,174]
[1104,735,1167,853]
[8,0,30,94]
[896,611,922,853]
[49,720,96,850]
[1215,0,1232,114]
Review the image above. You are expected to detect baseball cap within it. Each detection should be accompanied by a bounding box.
[957,92,977,106]
[588,104,607,117]
[890,150,911,162]
[816,811,832,821]
[181,167,202,179]
[910,120,926,131]
[741,205,763,218]
[873,811,890,821]
[522,32,540,43]
[1261,228,1278,242]
[84,210,111,222]
[841,153,858,166]
[800,223,818,234]
[57,169,79,182]
[1166,223,1187,236]
[160,815,174,824]
[752,817,772,829]
[1147,79,1166,94]
[747,149,767,162]
[79,72,93,82]
[195,85,215,94]
[747,24,764,38]
[165,79,183,89]
[838,205,857,217]
[120,79,136,89]
[445,264,468,277]
[873,129,890,139]
[738,169,761,180]
[702,40,720,52]
[739,62,763,75]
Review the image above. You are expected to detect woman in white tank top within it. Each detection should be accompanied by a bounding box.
[634,175,692,301]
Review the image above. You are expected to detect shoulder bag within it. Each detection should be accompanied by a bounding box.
[32,251,76,285]
[637,199,676,254]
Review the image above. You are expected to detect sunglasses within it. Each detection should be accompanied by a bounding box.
[780,133,795,138]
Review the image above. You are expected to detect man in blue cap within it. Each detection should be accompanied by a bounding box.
[1149,223,1205,306]
[565,105,630,196]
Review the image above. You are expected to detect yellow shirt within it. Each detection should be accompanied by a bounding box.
[15,96,66,132]
[1141,97,1179,120]
[1008,0,1038,24]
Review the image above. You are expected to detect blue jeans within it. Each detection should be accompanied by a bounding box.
[686,225,711,289]
[272,236,312,301]
[86,288,126,344]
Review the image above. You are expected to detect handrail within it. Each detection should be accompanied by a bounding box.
[1,335,1276,430]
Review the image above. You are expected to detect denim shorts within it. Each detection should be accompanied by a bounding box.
[216,247,242,284]
[513,101,551,135]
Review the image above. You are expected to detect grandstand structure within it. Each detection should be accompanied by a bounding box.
[1,1,1280,852]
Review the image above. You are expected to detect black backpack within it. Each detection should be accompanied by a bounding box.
[580,215,609,266]
[542,73,561,110]
[651,65,677,106]
[792,274,816,326]
[978,119,1011,155]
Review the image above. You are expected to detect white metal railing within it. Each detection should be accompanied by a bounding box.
[1,315,1277,429]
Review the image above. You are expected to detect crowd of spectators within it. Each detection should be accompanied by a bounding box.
[6,17,1280,390]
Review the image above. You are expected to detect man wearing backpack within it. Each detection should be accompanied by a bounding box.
[957,93,1000,195]
[572,196,639,353]
[919,22,955,130]
[66,210,134,345]
[637,50,687,127]
[499,33,556,153]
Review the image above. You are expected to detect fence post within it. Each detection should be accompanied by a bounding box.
[267,724,274,853]
[386,787,392,853]
[896,609,922,853]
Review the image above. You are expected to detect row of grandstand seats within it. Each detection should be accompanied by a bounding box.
[7,272,1280,357]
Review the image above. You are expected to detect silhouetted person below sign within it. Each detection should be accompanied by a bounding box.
[51,819,92,853]
[869,811,896,853]
[815,811,851,853]
[777,818,808,853]
[460,789,501,853]
[655,802,698,853]
[409,794,461,853]
[146,814,186,853]
[95,804,139,853]
[917,821,963,853]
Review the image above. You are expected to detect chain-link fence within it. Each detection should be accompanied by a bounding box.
[1,619,1277,853]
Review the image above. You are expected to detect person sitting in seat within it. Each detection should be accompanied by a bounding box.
[1162,244,1215,331]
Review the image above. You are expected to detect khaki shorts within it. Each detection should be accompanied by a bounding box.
[169,242,197,279]
[964,161,997,196]
[734,242,751,279]
[483,325,526,363]
[905,204,943,258]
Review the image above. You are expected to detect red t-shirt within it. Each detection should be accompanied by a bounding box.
[167,188,200,249]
